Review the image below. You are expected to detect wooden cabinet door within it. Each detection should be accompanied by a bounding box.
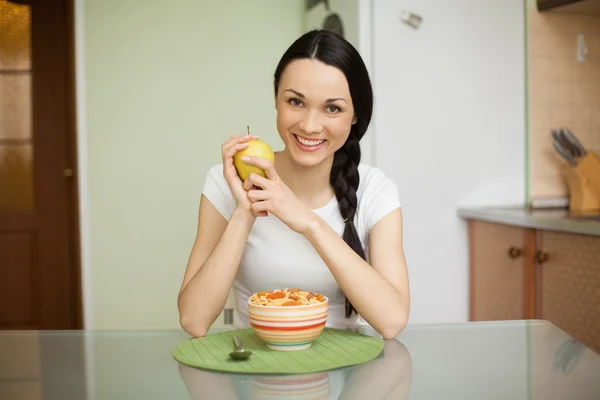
[536,231,600,354]
[469,221,535,321]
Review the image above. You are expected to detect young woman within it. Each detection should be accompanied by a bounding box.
[178,29,410,339]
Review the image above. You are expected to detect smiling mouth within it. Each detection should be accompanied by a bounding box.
[293,134,326,147]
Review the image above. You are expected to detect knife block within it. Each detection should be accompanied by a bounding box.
[561,151,600,213]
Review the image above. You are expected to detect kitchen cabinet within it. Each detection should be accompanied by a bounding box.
[469,221,536,321]
[468,220,600,354]
[535,231,600,354]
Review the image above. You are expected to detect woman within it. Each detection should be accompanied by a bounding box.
[178,29,410,339]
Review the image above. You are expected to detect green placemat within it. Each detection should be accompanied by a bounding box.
[173,327,384,374]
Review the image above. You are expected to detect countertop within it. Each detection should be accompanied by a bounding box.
[458,206,600,236]
[2,320,600,399]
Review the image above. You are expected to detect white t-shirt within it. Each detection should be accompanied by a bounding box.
[201,162,402,329]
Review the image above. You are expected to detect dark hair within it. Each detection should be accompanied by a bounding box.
[273,29,374,318]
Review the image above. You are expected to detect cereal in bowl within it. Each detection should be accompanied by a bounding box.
[249,288,326,306]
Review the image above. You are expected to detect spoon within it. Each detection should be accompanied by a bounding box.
[229,336,252,361]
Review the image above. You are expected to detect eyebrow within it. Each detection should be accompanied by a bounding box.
[284,88,348,104]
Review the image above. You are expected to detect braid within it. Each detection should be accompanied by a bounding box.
[330,129,365,318]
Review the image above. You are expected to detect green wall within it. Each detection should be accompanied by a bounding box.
[83,0,304,329]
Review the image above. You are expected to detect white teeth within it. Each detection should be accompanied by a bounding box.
[296,135,325,147]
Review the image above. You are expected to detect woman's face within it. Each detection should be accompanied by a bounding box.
[275,58,356,167]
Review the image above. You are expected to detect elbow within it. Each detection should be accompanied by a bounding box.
[178,293,208,338]
[379,316,408,340]
[179,314,208,338]
[379,298,410,339]
[380,325,406,340]
[380,329,404,340]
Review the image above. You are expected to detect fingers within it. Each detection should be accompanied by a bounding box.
[222,134,258,149]
[247,188,268,202]
[246,173,271,190]
[223,142,250,159]
[251,201,269,216]
[244,181,268,217]
[251,208,268,218]
[241,156,278,180]
[221,135,258,158]
[242,178,259,191]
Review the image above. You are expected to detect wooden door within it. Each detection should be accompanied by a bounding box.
[0,0,82,329]
[535,230,600,354]
[468,221,536,321]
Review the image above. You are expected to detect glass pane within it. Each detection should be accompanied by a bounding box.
[0,145,33,210]
[0,0,32,211]
[0,0,31,70]
[0,75,31,140]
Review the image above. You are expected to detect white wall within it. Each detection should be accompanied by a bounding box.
[370,0,526,323]
[79,0,304,329]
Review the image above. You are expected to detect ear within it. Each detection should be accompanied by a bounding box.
[352,115,357,125]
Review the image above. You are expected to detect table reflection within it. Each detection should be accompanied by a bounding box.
[178,338,413,400]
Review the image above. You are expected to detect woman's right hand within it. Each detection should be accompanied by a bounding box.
[221,134,258,212]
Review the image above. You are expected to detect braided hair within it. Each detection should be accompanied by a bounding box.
[273,30,374,318]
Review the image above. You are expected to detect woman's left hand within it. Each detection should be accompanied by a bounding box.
[241,156,316,234]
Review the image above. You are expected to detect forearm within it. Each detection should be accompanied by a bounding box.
[178,208,255,336]
[304,217,408,338]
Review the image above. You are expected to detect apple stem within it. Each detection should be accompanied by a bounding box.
[247,126,250,135]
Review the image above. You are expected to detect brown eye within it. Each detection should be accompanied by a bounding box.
[326,105,341,113]
[288,98,303,107]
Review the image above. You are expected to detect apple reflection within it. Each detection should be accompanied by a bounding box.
[178,338,412,400]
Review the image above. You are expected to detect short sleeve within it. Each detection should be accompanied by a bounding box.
[359,167,402,231]
[201,163,236,220]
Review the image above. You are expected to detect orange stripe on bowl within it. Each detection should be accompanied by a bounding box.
[251,321,326,331]
[247,303,328,312]
[249,315,327,324]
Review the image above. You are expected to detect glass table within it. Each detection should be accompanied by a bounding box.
[1,320,599,399]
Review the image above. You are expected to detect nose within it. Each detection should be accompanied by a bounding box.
[298,109,323,134]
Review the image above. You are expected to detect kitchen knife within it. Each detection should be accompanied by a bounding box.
[553,138,577,167]
[551,129,578,158]
[552,129,570,150]
[560,127,587,158]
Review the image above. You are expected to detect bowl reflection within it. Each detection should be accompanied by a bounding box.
[250,372,331,400]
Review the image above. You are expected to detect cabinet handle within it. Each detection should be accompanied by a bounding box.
[508,246,523,258]
[535,251,550,264]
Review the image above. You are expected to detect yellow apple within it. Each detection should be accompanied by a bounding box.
[233,139,275,181]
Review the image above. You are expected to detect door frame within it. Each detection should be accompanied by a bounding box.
[65,0,84,330]
[73,0,92,330]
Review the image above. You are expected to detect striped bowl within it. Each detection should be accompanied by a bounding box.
[247,297,329,351]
